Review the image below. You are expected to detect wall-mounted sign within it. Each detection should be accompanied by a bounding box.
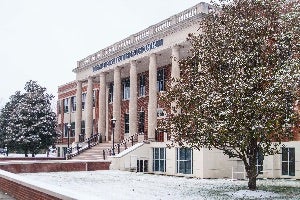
[93,39,163,72]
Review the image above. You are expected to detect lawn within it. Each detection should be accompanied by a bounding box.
[20,170,300,200]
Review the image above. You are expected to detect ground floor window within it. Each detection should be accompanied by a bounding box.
[256,150,264,174]
[282,147,295,176]
[63,147,67,157]
[177,147,193,174]
[153,148,166,172]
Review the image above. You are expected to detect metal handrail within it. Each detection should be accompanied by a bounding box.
[66,133,101,159]
[102,132,143,160]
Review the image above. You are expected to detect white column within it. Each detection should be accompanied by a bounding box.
[171,45,180,83]
[105,84,109,142]
[129,60,138,137]
[171,45,181,114]
[148,53,157,141]
[113,66,121,142]
[98,73,106,139]
[75,81,82,143]
[85,76,93,139]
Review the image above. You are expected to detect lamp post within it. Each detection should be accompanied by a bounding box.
[67,123,71,154]
[111,118,116,155]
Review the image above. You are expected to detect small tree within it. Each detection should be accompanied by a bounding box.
[0,80,58,157]
[160,0,300,190]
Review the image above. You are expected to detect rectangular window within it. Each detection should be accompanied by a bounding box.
[71,122,75,137]
[256,150,264,174]
[177,147,193,174]
[122,78,130,100]
[157,68,165,92]
[64,123,74,138]
[81,120,85,136]
[139,74,146,96]
[282,147,295,176]
[71,96,76,112]
[64,123,68,138]
[109,83,114,103]
[153,148,166,172]
[124,113,129,134]
[138,111,145,133]
[63,98,69,113]
[82,93,86,110]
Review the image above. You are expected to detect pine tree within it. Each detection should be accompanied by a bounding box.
[0,80,58,157]
[160,0,300,190]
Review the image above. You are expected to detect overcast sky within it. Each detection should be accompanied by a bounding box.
[0,0,210,108]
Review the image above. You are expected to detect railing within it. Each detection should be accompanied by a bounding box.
[66,133,101,160]
[76,2,210,70]
[102,132,142,160]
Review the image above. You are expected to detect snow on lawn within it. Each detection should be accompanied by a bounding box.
[20,170,300,200]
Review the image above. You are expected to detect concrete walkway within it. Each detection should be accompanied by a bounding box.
[0,190,15,200]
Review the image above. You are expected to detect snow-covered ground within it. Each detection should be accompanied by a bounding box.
[20,170,300,200]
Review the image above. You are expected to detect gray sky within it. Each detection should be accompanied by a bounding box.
[0,0,209,108]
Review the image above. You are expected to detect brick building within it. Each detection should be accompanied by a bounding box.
[56,2,299,179]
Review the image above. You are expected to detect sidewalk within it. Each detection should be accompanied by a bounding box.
[0,190,15,200]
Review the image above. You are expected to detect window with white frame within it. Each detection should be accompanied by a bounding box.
[122,78,130,100]
[282,147,295,176]
[63,123,74,138]
[81,121,85,135]
[82,93,86,110]
[139,74,146,96]
[70,122,75,137]
[63,98,69,113]
[157,68,165,92]
[71,96,76,112]
[177,147,193,174]
[153,148,166,172]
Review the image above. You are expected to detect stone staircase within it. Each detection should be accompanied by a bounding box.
[71,142,113,161]
[71,142,130,161]
[70,133,143,161]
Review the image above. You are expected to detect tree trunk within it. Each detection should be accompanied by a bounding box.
[247,169,257,191]
[246,149,258,190]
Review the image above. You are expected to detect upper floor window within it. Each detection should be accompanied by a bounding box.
[138,111,145,133]
[139,74,146,96]
[82,93,86,110]
[124,113,129,134]
[109,83,114,103]
[122,78,130,100]
[71,96,76,112]
[64,122,75,137]
[157,68,165,92]
[63,98,69,113]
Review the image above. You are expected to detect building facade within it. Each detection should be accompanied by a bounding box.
[57,2,299,179]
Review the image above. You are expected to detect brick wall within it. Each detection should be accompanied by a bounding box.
[0,161,111,173]
[0,176,66,200]
[0,161,111,199]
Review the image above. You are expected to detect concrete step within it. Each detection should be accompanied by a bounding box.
[70,142,136,161]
